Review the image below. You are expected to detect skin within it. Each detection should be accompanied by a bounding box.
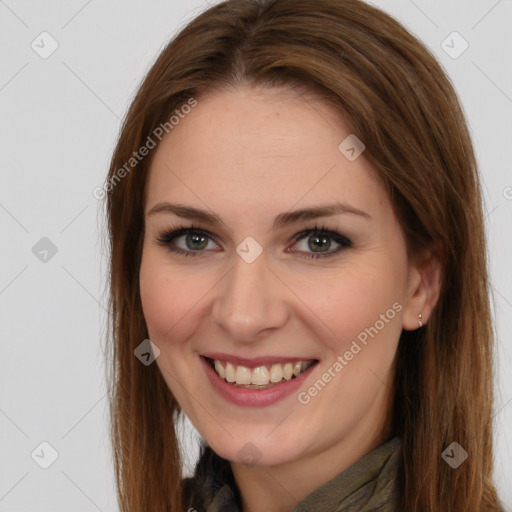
[139,85,441,512]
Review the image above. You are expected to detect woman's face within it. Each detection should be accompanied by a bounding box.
[140,86,422,468]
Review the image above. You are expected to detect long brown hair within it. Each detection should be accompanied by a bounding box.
[102,0,502,510]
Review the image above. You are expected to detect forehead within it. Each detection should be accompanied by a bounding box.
[145,86,388,223]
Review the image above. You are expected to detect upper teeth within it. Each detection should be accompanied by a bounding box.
[213,360,313,386]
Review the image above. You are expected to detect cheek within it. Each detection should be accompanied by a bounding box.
[289,258,406,364]
[139,251,198,343]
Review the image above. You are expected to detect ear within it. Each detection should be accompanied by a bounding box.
[402,249,443,331]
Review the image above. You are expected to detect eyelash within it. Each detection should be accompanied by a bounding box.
[155,224,353,260]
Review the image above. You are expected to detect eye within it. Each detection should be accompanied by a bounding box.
[289,225,352,259]
[155,225,219,257]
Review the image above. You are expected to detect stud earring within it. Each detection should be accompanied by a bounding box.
[418,313,423,328]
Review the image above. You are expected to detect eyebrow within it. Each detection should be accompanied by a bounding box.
[145,201,371,229]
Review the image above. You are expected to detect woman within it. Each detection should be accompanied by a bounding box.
[102,0,504,510]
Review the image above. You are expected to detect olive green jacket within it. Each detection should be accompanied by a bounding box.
[183,436,402,511]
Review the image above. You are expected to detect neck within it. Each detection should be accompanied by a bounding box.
[230,417,392,512]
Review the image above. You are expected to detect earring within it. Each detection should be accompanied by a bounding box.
[418,313,423,328]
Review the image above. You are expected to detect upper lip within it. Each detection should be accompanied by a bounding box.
[201,352,317,368]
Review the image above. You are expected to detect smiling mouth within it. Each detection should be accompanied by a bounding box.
[204,357,318,389]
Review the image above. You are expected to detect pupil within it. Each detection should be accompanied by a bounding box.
[309,235,331,252]
[187,233,207,250]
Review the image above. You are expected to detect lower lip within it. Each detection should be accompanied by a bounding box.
[201,356,318,407]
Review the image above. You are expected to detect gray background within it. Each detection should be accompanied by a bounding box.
[1,0,511,510]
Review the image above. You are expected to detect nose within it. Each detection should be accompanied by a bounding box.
[211,250,290,343]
